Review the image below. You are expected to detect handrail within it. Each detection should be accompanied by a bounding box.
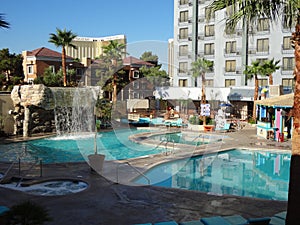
[16,157,40,187]
[0,161,16,184]
[116,162,151,185]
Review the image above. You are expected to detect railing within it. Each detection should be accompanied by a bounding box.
[116,162,150,185]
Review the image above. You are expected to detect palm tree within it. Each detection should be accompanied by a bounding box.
[49,28,77,87]
[260,58,280,85]
[191,57,213,125]
[209,1,300,223]
[243,60,261,120]
[102,40,126,103]
[0,13,9,29]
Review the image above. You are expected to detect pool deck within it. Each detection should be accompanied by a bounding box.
[0,125,290,225]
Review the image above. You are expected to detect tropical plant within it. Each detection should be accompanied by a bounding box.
[102,40,126,103]
[208,0,300,223]
[0,13,9,29]
[243,60,261,119]
[2,200,52,225]
[191,57,213,125]
[260,58,280,85]
[140,51,159,63]
[49,28,77,87]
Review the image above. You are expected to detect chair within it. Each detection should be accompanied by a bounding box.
[179,220,204,225]
[0,206,9,215]
[150,117,165,126]
[154,221,178,225]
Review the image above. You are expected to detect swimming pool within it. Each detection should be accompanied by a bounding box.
[134,149,290,201]
[0,129,170,163]
[148,132,221,146]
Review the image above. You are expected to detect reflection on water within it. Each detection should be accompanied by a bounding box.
[135,149,290,201]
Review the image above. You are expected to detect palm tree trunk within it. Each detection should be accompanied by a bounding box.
[286,19,300,225]
[201,72,206,125]
[62,47,67,87]
[252,74,259,119]
[268,74,273,85]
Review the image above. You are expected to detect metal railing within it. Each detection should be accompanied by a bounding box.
[116,162,150,185]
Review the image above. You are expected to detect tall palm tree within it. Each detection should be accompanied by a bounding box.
[244,60,261,119]
[260,58,280,85]
[191,57,213,125]
[49,28,77,87]
[0,13,10,29]
[102,40,126,103]
[209,1,300,223]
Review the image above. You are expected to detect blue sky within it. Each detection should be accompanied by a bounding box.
[1,0,174,63]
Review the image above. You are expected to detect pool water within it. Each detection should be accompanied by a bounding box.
[0,129,167,163]
[134,149,291,201]
[148,132,221,146]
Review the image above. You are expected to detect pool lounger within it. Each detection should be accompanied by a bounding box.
[0,206,10,215]
[200,215,270,225]
[154,221,178,225]
[179,220,204,225]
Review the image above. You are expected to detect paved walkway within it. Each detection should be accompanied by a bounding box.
[0,126,290,225]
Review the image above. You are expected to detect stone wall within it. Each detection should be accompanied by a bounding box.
[0,92,14,135]
[10,84,100,137]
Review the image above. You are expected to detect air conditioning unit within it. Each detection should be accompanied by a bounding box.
[269,85,283,97]
[133,71,140,78]
[198,36,204,40]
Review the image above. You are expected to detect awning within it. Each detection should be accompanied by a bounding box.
[227,87,254,101]
[255,93,294,108]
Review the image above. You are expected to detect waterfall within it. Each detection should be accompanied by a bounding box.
[51,87,100,136]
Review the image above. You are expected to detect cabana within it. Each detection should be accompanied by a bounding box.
[255,93,293,141]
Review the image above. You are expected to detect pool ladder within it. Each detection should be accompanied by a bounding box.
[116,162,151,185]
[157,139,175,156]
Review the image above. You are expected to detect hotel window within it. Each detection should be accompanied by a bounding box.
[179,79,188,87]
[179,11,188,22]
[27,65,34,74]
[205,7,215,20]
[225,60,236,72]
[180,0,188,5]
[179,62,188,73]
[179,28,188,39]
[283,36,292,49]
[179,45,188,56]
[257,58,267,64]
[204,43,215,55]
[49,65,55,73]
[205,79,214,87]
[257,18,270,32]
[205,25,215,37]
[257,38,269,52]
[225,41,236,54]
[282,57,295,71]
[225,79,235,87]
[258,79,268,87]
[282,78,295,87]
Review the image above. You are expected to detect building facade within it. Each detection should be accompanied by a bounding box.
[172,0,295,91]
[66,34,127,62]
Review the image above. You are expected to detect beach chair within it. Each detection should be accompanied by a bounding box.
[154,221,178,225]
[0,206,9,215]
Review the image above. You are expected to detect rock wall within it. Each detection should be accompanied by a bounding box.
[10,84,100,137]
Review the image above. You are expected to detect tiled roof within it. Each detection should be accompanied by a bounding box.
[123,56,155,66]
[26,47,72,59]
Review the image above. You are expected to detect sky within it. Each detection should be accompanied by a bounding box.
[1,0,174,65]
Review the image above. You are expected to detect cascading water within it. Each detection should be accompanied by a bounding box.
[51,87,100,136]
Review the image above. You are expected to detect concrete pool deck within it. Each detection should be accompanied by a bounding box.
[0,126,290,225]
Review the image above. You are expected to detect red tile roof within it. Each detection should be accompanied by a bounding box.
[26,47,72,59]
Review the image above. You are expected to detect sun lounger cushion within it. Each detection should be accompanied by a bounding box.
[247,217,271,225]
[179,220,204,225]
[154,221,178,225]
[223,215,248,225]
[269,216,285,225]
[201,216,232,225]
[0,206,9,215]
[273,212,286,220]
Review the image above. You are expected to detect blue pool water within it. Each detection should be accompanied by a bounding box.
[0,129,167,163]
[134,149,291,201]
[148,132,221,145]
